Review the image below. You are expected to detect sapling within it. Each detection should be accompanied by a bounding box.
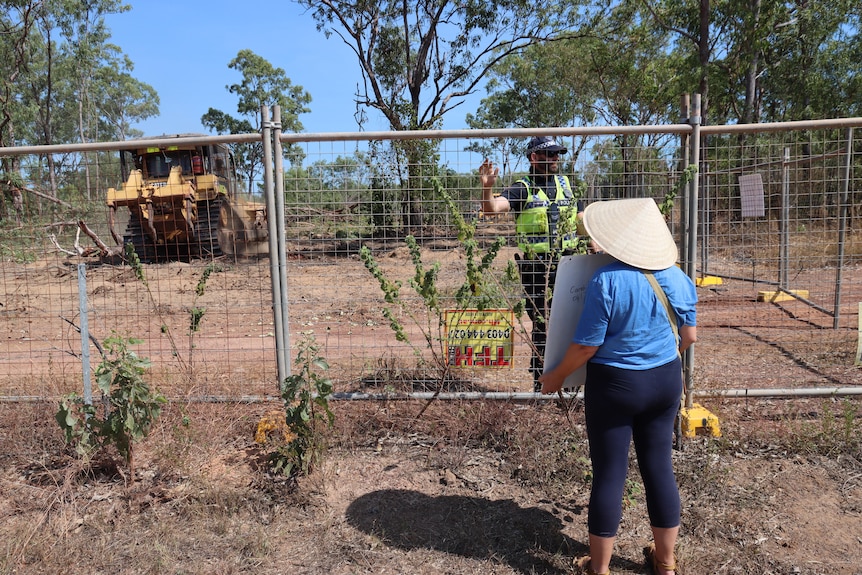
[56,334,166,482]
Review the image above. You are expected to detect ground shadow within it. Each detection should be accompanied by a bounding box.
[345,489,586,574]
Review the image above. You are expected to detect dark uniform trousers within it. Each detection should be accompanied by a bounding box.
[515,252,561,391]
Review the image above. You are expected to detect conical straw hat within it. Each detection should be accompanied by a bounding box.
[582,198,678,270]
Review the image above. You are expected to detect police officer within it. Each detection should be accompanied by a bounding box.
[479,136,583,391]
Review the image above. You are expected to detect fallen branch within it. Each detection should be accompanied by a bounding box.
[77,220,123,257]
[49,228,95,257]
[49,220,124,258]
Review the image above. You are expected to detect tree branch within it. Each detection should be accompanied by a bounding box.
[12,183,73,208]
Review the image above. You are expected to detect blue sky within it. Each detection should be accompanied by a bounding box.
[104,1,482,138]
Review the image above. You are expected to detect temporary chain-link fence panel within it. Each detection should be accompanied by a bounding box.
[2,120,861,401]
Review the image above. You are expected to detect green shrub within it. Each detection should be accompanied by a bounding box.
[268,336,335,477]
[56,335,166,481]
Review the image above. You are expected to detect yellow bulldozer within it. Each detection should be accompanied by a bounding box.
[106,135,269,262]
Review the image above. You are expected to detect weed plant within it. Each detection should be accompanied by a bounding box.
[56,334,166,482]
[268,336,335,477]
[359,178,524,395]
[785,398,861,457]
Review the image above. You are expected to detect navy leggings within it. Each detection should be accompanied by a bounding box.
[584,358,682,537]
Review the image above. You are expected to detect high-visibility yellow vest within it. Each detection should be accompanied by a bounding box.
[514,175,580,254]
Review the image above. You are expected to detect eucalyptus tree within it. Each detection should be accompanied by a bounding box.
[584,3,684,198]
[756,0,860,121]
[470,3,681,198]
[51,0,130,199]
[297,0,605,233]
[201,49,311,194]
[634,0,732,125]
[91,55,159,141]
[2,0,157,209]
[0,1,40,218]
[636,0,859,124]
[24,32,157,197]
[0,1,39,149]
[465,39,600,176]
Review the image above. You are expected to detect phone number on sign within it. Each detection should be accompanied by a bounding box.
[448,328,511,340]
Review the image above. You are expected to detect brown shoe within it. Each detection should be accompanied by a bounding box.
[574,555,611,575]
[644,543,677,574]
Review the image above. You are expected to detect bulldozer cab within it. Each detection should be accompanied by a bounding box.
[120,144,238,197]
[107,136,267,261]
[141,152,188,179]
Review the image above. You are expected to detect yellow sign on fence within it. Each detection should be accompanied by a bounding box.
[444,309,515,368]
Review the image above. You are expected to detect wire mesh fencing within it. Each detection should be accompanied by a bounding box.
[2,120,862,402]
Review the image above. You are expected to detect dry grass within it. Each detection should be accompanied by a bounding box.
[2,396,861,575]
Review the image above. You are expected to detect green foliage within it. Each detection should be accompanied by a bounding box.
[195,262,223,297]
[658,163,698,216]
[0,224,40,263]
[302,0,598,234]
[125,242,147,286]
[360,246,411,344]
[467,39,602,164]
[623,477,643,508]
[269,336,335,477]
[55,397,100,460]
[468,0,859,128]
[407,235,441,313]
[189,263,224,335]
[360,177,517,368]
[301,0,589,133]
[202,49,311,192]
[56,335,166,477]
[1,0,152,150]
[787,399,861,457]
[439,185,511,311]
[2,171,25,189]
[189,307,206,333]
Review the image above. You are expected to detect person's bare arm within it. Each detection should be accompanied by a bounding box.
[679,325,697,353]
[479,158,510,213]
[538,343,599,394]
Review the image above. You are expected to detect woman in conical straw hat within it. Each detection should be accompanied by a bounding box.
[539,198,697,575]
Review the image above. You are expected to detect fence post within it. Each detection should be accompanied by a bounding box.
[834,127,854,329]
[780,147,790,288]
[262,106,288,388]
[77,263,92,406]
[271,106,291,375]
[679,94,690,265]
[683,94,702,409]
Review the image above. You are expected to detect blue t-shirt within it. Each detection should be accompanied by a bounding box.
[572,261,698,369]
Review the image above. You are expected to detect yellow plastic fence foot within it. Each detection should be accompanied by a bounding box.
[696,275,723,287]
[757,289,809,303]
[680,403,722,438]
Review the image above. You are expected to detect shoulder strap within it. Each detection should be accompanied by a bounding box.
[643,271,681,354]
[555,175,571,195]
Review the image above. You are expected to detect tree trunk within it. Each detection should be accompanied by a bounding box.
[741,0,762,124]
